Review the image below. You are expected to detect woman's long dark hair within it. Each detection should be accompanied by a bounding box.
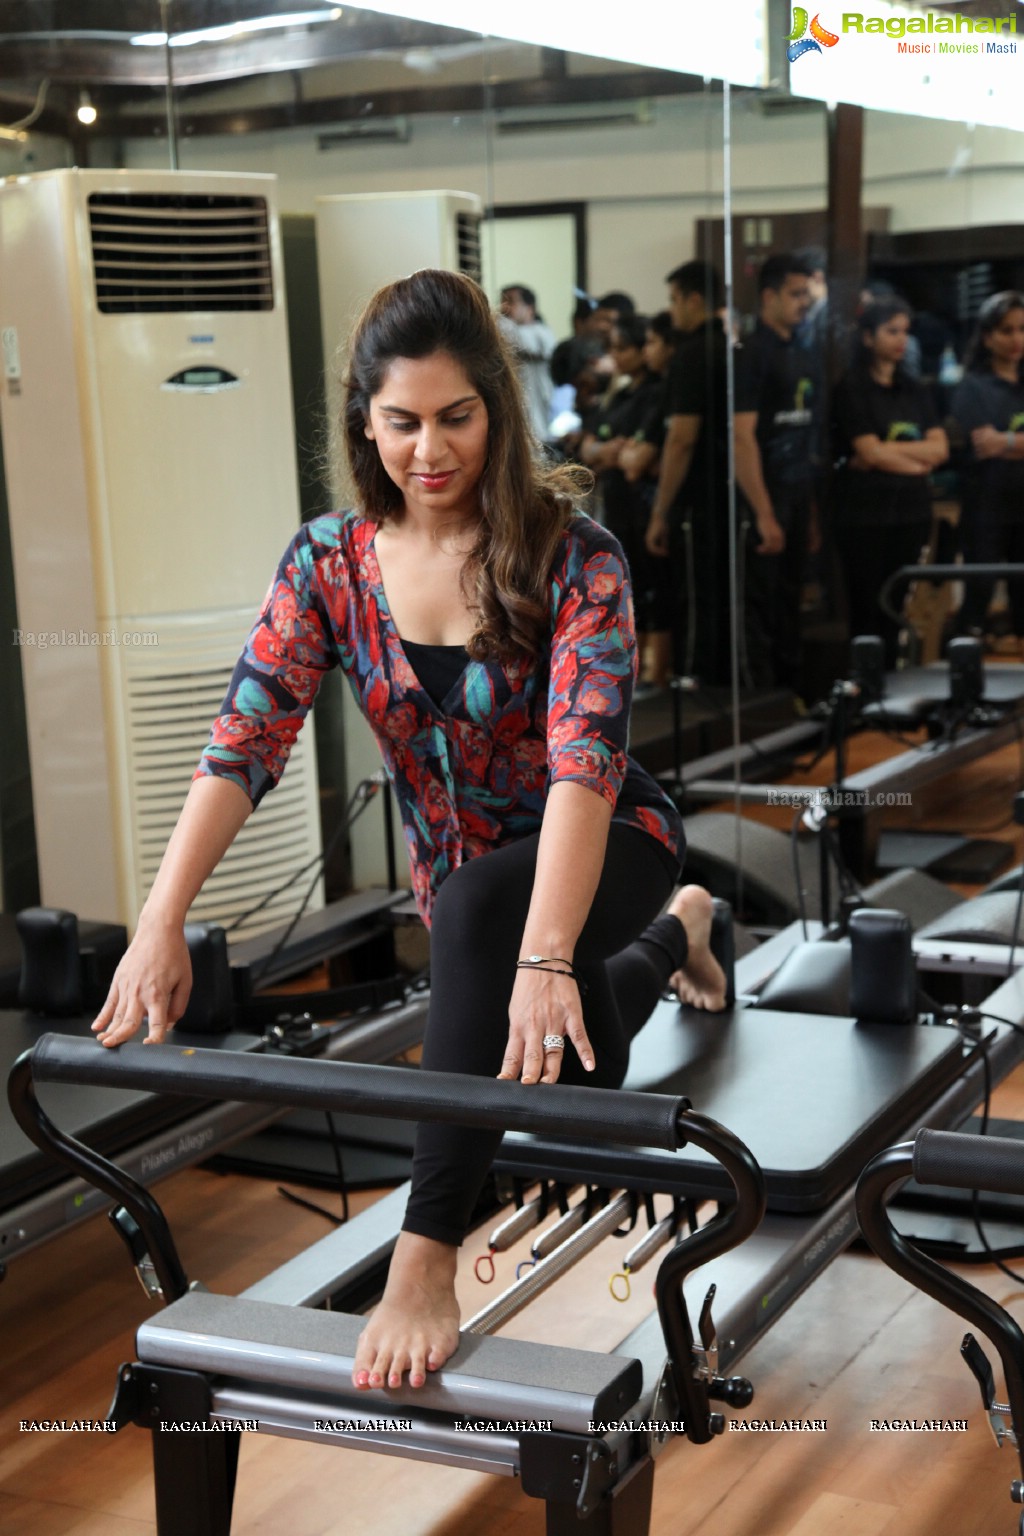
[342,269,589,662]
[963,291,1024,375]
[851,298,912,381]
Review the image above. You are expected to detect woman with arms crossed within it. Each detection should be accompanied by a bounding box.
[951,292,1024,647]
[92,270,725,1392]
[833,298,949,666]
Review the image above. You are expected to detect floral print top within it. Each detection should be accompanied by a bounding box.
[194,509,684,924]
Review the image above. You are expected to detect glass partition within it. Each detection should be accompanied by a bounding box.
[0,4,732,905]
[716,1,1024,918]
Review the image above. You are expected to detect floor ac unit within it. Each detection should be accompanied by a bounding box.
[0,168,323,933]
[312,190,483,892]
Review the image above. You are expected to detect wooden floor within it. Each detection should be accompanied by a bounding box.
[5,725,1024,1535]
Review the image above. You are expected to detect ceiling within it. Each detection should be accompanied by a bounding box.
[0,2,705,143]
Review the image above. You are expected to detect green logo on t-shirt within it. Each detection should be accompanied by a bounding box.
[887,421,923,442]
[1010,412,1024,433]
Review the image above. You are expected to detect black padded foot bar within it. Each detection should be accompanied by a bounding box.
[914,1127,1024,1195]
[21,1034,687,1151]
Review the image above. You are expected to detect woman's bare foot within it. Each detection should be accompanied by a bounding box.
[666,885,728,1011]
[352,1231,461,1390]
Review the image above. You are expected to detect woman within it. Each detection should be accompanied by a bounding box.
[618,310,678,485]
[92,270,725,1393]
[579,314,668,683]
[833,298,949,666]
[951,291,1024,643]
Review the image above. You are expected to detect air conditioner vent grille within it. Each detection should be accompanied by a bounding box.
[456,212,482,284]
[88,193,274,314]
[122,633,322,936]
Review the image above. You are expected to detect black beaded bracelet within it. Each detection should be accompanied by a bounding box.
[516,955,588,995]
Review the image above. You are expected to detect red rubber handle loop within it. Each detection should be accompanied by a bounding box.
[474,1251,496,1284]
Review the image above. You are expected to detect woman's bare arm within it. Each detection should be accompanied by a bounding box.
[92,775,253,1046]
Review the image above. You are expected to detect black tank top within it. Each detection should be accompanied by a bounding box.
[401,639,468,710]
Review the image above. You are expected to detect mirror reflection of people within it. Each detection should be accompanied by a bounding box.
[91,270,726,1391]
[951,293,1024,648]
[579,315,667,685]
[858,280,923,377]
[644,261,732,685]
[594,290,636,331]
[550,296,614,395]
[498,283,556,442]
[733,252,821,695]
[619,311,678,684]
[833,298,949,667]
[795,244,829,358]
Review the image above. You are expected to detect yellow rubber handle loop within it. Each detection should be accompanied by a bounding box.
[610,1269,632,1303]
[474,1251,496,1284]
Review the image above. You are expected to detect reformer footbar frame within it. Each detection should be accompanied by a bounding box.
[9,1034,766,1536]
[857,1128,1024,1534]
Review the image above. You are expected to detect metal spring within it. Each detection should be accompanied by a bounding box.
[463,1192,632,1335]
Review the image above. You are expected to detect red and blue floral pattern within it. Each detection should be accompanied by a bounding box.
[195,510,684,923]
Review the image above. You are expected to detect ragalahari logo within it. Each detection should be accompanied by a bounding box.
[788,8,840,62]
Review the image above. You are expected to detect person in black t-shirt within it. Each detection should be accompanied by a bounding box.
[617,311,678,683]
[951,291,1024,642]
[580,315,665,668]
[833,299,948,667]
[550,298,614,391]
[645,260,731,685]
[733,252,821,694]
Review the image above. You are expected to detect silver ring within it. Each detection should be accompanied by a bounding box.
[542,1034,565,1052]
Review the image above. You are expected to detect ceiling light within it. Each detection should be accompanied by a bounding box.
[76,90,97,125]
[131,8,343,47]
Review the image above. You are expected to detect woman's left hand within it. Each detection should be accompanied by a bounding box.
[498,966,595,1085]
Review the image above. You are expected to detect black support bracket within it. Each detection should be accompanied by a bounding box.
[519,1431,614,1519]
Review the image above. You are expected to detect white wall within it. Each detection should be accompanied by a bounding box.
[864,113,1024,232]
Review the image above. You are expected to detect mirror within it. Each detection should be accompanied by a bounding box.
[716,13,1024,920]
[0,3,730,908]
[6,3,1015,925]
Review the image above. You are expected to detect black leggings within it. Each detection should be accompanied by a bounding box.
[959,494,1024,636]
[835,517,930,670]
[402,825,686,1246]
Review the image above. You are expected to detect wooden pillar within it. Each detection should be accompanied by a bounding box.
[826,102,865,383]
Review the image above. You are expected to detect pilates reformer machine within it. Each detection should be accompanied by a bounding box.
[0,889,428,1273]
[9,1036,765,1536]
[678,615,1024,893]
[9,900,1024,1535]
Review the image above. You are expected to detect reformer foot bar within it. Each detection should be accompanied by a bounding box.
[858,1127,1024,1533]
[8,1036,766,1536]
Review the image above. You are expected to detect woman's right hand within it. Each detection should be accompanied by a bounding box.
[91,912,193,1048]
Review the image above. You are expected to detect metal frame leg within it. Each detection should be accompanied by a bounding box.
[545,1456,655,1536]
[109,1363,239,1536]
[152,1426,239,1536]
